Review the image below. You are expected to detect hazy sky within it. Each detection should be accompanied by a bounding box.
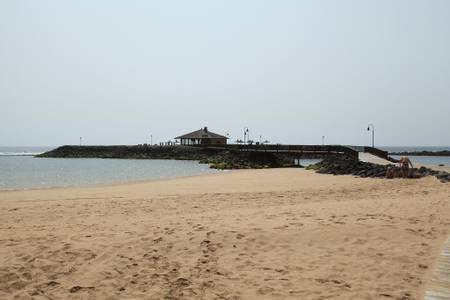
[1,0,449,147]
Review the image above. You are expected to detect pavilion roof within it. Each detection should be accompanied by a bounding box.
[175,127,228,139]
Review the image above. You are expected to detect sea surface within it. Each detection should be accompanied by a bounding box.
[0,146,449,190]
[380,146,450,166]
[0,147,219,190]
[0,146,54,156]
[381,146,450,153]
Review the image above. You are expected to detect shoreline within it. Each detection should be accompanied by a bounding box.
[0,167,227,194]
[1,168,449,299]
[2,153,449,193]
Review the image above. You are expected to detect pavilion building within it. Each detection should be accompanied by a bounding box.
[175,127,228,145]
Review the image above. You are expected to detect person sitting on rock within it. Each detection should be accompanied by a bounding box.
[398,156,414,178]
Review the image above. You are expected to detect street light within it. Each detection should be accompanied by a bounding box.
[150,134,153,145]
[79,137,82,146]
[243,127,249,144]
[322,136,325,146]
[367,124,375,148]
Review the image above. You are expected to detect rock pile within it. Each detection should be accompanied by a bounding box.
[202,151,295,170]
[431,169,450,183]
[307,156,450,183]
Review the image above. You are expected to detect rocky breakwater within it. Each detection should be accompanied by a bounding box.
[201,151,296,169]
[307,156,450,183]
[37,145,297,170]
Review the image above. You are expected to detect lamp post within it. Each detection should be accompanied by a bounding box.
[79,137,82,146]
[322,135,325,146]
[243,127,249,144]
[367,124,375,148]
[150,134,153,145]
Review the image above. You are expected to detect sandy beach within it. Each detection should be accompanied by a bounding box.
[1,169,450,300]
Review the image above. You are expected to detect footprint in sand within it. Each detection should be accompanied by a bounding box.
[69,285,95,293]
[236,233,245,239]
[257,286,275,295]
[206,231,216,238]
[153,237,163,243]
[353,238,367,245]
[273,225,289,229]
[275,268,289,275]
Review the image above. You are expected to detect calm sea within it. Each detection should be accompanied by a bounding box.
[0,147,219,190]
[380,146,450,166]
[381,146,450,153]
[1,146,448,190]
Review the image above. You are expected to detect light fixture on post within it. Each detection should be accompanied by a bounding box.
[367,124,375,148]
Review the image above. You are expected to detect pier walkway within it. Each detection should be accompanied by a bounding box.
[197,144,399,163]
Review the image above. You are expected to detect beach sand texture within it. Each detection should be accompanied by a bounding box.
[1,169,450,300]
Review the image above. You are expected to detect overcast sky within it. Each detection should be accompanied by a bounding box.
[1,0,449,147]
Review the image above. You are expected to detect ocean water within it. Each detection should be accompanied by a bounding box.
[380,146,450,166]
[389,155,450,166]
[0,148,219,190]
[0,146,54,156]
[297,158,322,167]
[1,146,448,190]
[381,146,450,153]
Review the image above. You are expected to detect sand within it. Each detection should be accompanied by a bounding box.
[1,168,450,300]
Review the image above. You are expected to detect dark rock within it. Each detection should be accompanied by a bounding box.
[436,172,449,179]
[306,156,447,182]
[375,171,386,177]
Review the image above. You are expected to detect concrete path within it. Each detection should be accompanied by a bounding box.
[424,236,450,299]
[359,152,394,165]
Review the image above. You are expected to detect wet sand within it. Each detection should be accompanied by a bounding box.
[1,168,449,299]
